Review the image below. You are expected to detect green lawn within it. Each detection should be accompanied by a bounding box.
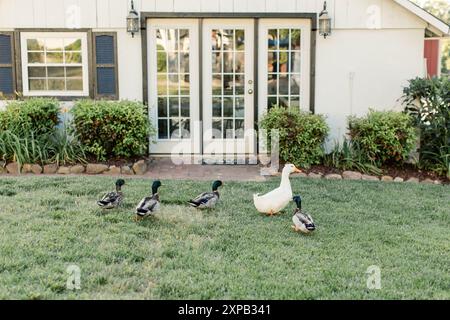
[0,176,448,299]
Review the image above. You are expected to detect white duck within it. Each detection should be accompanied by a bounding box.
[253,164,302,216]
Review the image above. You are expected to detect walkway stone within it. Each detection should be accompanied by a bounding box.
[421,178,434,184]
[325,174,342,180]
[260,167,279,176]
[381,176,393,182]
[394,177,404,182]
[362,174,379,181]
[145,158,264,181]
[342,171,362,180]
[86,164,108,174]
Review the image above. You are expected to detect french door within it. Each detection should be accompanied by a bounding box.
[202,19,255,161]
[147,18,310,159]
[148,19,200,154]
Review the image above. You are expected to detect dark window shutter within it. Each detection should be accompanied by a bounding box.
[93,33,118,99]
[0,33,15,96]
[97,67,115,94]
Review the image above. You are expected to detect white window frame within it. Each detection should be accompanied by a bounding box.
[258,19,311,120]
[20,32,89,97]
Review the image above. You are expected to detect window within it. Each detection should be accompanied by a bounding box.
[20,32,89,96]
[267,28,301,109]
[156,28,191,140]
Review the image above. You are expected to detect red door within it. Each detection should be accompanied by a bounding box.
[424,39,440,77]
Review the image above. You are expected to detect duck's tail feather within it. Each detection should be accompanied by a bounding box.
[97,200,107,207]
[136,208,148,215]
[188,200,199,207]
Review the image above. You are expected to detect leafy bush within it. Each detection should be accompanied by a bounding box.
[260,106,329,168]
[0,98,59,136]
[323,139,382,175]
[71,100,154,160]
[348,110,417,166]
[402,77,449,177]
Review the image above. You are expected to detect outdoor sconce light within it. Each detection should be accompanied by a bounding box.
[127,0,139,38]
[319,1,332,39]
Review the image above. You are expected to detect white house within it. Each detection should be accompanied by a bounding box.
[0,0,448,157]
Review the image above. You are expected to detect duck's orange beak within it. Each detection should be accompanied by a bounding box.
[294,166,302,173]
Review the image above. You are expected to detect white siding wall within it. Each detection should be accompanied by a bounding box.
[316,29,425,146]
[0,0,428,142]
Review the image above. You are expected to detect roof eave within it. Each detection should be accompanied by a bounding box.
[394,0,450,36]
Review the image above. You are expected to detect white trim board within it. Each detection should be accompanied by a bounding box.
[394,0,450,36]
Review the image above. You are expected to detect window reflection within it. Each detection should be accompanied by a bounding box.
[267,28,301,109]
[157,28,191,140]
[211,28,246,140]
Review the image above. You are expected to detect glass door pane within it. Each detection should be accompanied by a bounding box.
[148,19,200,155]
[156,28,191,140]
[210,28,246,140]
[266,28,301,109]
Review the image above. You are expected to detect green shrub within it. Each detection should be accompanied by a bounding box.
[0,98,59,136]
[402,77,449,177]
[71,100,154,160]
[348,110,417,166]
[260,106,329,168]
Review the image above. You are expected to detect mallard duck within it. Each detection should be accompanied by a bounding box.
[135,180,162,221]
[253,164,302,216]
[97,179,125,209]
[188,180,223,209]
[292,195,316,233]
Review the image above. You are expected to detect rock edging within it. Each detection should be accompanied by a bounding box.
[262,168,444,185]
[0,160,150,176]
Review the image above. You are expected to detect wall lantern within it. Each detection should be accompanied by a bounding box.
[319,1,332,39]
[127,0,139,38]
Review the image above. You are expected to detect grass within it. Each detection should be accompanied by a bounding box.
[0,176,449,300]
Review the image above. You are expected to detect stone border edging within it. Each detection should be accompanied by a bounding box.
[262,169,444,185]
[315,170,442,185]
[0,160,148,176]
